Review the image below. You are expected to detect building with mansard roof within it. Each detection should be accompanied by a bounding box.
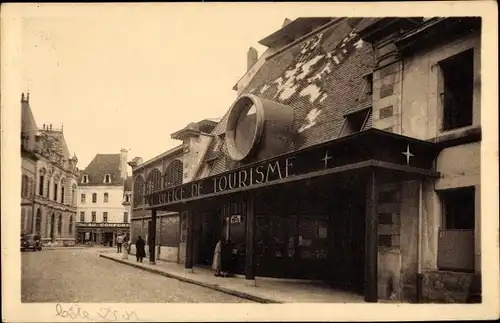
[75,150,131,246]
[139,17,482,303]
[20,93,79,245]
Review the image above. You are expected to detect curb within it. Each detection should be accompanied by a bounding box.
[99,254,279,304]
[42,247,88,251]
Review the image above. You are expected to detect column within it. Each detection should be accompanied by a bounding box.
[245,194,256,285]
[149,209,157,264]
[185,211,194,271]
[365,169,378,302]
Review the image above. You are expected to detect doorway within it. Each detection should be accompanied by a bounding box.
[197,211,222,267]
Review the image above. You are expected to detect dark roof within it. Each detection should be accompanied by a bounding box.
[79,154,123,186]
[259,17,335,48]
[202,17,375,177]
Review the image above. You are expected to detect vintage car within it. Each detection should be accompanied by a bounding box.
[21,234,42,252]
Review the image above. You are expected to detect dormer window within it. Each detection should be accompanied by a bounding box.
[104,174,111,184]
[82,175,89,184]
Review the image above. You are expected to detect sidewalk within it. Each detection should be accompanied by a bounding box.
[99,252,364,303]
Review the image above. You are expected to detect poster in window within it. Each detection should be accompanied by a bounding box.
[319,227,328,239]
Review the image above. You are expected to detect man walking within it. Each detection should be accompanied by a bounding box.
[116,234,124,253]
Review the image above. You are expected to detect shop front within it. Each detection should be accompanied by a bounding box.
[76,222,130,246]
[144,127,442,302]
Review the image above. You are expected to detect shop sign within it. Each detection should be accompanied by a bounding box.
[76,222,129,228]
[145,129,439,208]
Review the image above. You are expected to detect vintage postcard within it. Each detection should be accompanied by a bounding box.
[1,1,499,322]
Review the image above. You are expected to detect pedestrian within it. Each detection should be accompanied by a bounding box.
[116,234,124,253]
[121,237,129,260]
[212,237,223,277]
[135,236,146,263]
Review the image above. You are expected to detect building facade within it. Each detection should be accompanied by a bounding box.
[139,17,481,303]
[21,93,79,245]
[128,119,218,263]
[75,150,131,245]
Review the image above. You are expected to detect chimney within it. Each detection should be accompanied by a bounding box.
[43,124,46,130]
[120,148,128,179]
[21,93,25,102]
[247,47,258,71]
[49,124,52,131]
[283,18,292,27]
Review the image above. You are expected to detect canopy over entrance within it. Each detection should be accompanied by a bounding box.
[145,128,441,212]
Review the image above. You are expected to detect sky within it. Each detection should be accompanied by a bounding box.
[17,4,294,170]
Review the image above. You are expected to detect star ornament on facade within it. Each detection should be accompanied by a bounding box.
[401,144,415,166]
[322,150,332,168]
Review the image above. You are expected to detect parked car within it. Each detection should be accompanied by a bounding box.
[21,234,42,252]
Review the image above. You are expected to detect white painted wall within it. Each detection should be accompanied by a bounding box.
[76,185,129,223]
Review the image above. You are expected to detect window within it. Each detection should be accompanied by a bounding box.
[21,175,26,197]
[104,174,111,183]
[124,194,130,203]
[61,186,65,203]
[92,193,97,203]
[134,176,145,206]
[442,187,475,230]
[80,211,85,222]
[39,175,44,195]
[46,179,50,198]
[54,183,58,201]
[103,212,108,222]
[81,193,86,203]
[123,212,129,223]
[82,175,89,184]
[338,108,371,137]
[146,168,162,194]
[69,216,73,234]
[28,178,33,197]
[438,186,476,272]
[91,211,96,222]
[104,192,109,203]
[35,209,42,234]
[57,214,62,234]
[164,160,183,188]
[440,49,474,131]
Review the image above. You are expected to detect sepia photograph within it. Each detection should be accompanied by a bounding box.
[2,2,499,322]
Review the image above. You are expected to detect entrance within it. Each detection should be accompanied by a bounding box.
[103,232,114,247]
[196,211,222,267]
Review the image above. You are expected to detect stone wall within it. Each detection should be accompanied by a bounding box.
[421,271,481,303]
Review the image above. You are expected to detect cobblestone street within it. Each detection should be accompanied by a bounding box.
[21,248,252,303]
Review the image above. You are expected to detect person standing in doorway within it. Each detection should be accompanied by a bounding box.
[135,236,146,263]
[116,234,124,253]
[212,237,222,277]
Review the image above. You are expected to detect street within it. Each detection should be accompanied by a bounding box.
[21,248,252,303]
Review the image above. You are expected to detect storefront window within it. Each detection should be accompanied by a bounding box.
[297,216,329,260]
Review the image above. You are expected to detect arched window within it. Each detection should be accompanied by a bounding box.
[35,209,42,234]
[38,169,46,196]
[61,186,65,204]
[57,214,63,235]
[146,168,162,195]
[69,215,73,234]
[164,160,183,188]
[133,175,145,206]
[28,177,33,197]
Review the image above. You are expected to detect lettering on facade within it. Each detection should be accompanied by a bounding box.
[76,222,129,228]
[144,130,436,208]
[147,157,296,206]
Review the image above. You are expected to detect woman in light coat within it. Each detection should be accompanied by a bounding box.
[122,238,129,260]
[212,238,222,276]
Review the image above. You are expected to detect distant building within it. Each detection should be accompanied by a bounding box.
[21,93,79,245]
[128,119,217,263]
[76,150,131,246]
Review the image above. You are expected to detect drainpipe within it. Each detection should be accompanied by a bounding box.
[416,179,424,302]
